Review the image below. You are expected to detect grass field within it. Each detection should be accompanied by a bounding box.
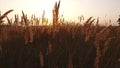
[0,1,120,68]
[0,22,120,68]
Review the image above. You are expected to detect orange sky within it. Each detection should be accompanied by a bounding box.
[0,0,120,25]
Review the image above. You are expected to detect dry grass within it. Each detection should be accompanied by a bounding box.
[0,1,120,68]
[0,18,119,68]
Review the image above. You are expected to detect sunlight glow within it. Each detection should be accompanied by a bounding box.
[32,0,59,20]
[0,0,120,25]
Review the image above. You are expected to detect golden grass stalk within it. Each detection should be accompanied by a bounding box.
[93,18,99,34]
[0,9,13,20]
[84,17,95,42]
[6,16,12,26]
[52,0,61,27]
[46,41,52,55]
[94,25,112,68]
[22,11,28,26]
[84,17,93,26]
[96,17,99,25]
[39,51,44,67]
[0,9,13,23]
[78,15,84,23]
[20,16,24,26]
[24,27,33,44]
[14,14,19,26]
[103,37,115,56]
[29,28,33,43]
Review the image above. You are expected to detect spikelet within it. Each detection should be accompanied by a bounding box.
[22,11,28,26]
[103,37,115,56]
[93,18,99,35]
[46,41,52,55]
[96,25,111,41]
[6,16,12,26]
[94,25,112,68]
[24,27,33,44]
[0,9,13,20]
[84,17,93,26]
[39,51,44,67]
[20,16,24,26]
[84,18,95,42]
[0,9,13,24]
[94,50,100,68]
[24,29,28,44]
[52,0,61,27]
[14,14,19,26]
[29,28,33,43]
[96,17,99,26]
[89,19,95,26]
[85,29,91,42]
[72,27,77,39]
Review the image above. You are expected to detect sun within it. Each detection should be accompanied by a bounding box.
[33,0,59,21]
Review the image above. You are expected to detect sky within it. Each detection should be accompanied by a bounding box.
[0,0,120,25]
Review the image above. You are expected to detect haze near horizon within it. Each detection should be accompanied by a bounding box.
[0,0,120,25]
